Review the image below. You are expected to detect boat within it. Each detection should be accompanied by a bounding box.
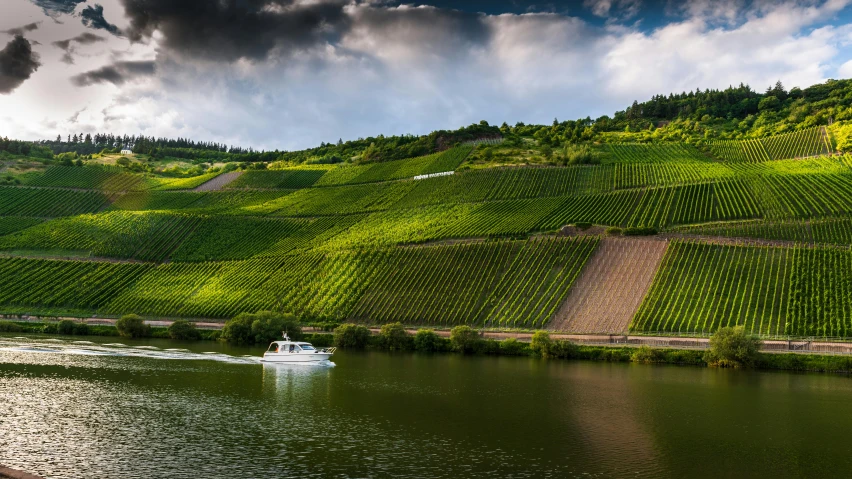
[261,332,336,363]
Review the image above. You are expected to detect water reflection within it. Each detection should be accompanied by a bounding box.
[4,338,852,478]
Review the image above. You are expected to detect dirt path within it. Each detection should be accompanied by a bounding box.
[193,171,243,191]
[547,237,668,334]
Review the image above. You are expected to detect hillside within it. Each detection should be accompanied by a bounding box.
[3,80,852,339]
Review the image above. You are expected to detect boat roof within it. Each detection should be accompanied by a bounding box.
[270,340,313,346]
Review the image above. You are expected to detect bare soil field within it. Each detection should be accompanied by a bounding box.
[548,236,668,333]
[193,171,243,191]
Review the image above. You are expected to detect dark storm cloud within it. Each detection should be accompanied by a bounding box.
[3,22,41,36]
[53,32,106,64]
[0,35,41,94]
[71,60,155,86]
[119,0,352,61]
[81,4,121,35]
[30,0,87,16]
[348,5,490,56]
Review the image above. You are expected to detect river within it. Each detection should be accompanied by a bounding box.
[0,334,850,478]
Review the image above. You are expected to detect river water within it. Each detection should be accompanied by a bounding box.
[1,334,850,478]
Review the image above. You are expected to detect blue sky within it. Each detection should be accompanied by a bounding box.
[2,0,852,150]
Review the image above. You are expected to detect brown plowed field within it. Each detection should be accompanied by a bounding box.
[548,237,668,333]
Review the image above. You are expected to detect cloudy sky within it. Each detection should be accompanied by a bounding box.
[1,0,852,151]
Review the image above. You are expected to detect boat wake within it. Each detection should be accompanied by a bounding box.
[0,337,262,364]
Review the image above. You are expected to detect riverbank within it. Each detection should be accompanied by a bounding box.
[4,319,852,376]
[7,315,852,355]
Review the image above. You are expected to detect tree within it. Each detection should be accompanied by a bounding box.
[168,320,200,340]
[115,314,151,338]
[250,311,301,344]
[379,322,411,350]
[414,329,442,352]
[333,323,371,349]
[57,319,76,335]
[758,95,781,112]
[221,311,301,345]
[704,326,761,368]
[530,330,552,357]
[221,314,254,345]
[449,325,482,354]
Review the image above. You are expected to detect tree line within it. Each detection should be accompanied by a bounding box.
[7,78,852,164]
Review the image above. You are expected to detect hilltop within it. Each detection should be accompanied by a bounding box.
[1,78,852,339]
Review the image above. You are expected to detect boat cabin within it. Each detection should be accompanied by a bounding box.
[266,332,320,354]
[266,341,318,354]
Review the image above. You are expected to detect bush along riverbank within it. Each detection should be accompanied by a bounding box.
[332,323,852,375]
[6,317,852,375]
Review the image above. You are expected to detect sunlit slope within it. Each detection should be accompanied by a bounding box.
[1,141,852,338]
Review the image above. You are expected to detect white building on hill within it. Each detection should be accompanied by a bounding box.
[120,149,133,155]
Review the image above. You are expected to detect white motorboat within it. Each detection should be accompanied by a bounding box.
[261,333,336,363]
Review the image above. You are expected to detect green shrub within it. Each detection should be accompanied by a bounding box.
[168,320,201,340]
[623,226,657,236]
[449,325,482,354]
[379,322,412,350]
[704,326,761,368]
[115,314,151,338]
[333,323,371,349]
[605,226,623,236]
[41,323,57,334]
[530,330,552,357]
[499,337,529,356]
[0,320,22,333]
[574,222,592,230]
[562,144,600,165]
[549,340,580,359]
[151,328,170,339]
[73,322,89,335]
[631,345,664,363]
[57,319,76,335]
[414,329,442,352]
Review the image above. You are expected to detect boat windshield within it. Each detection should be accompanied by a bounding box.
[300,344,315,350]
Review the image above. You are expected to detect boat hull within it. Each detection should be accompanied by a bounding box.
[261,353,333,363]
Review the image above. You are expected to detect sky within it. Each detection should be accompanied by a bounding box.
[1,0,852,151]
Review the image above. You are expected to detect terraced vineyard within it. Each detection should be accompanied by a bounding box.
[25,165,144,191]
[2,137,852,339]
[631,241,792,335]
[226,169,326,189]
[0,211,200,261]
[350,237,597,328]
[314,146,473,186]
[708,126,832,162]
[0,187,111,217]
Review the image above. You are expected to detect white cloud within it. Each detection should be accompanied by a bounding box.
[585,0,643,20]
